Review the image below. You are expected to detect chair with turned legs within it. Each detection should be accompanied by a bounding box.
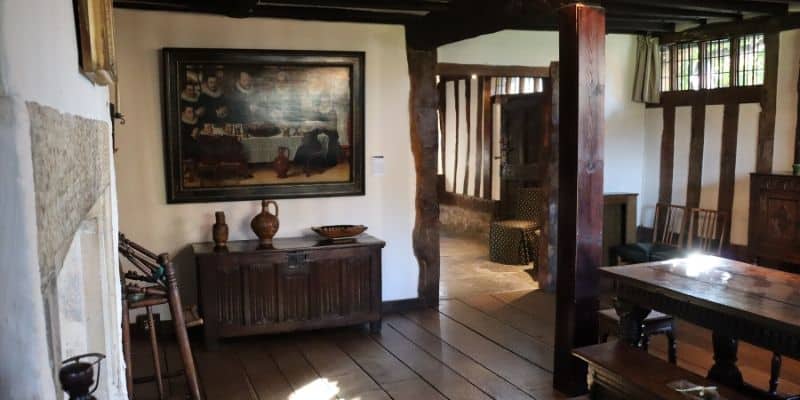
[119,234,203,400]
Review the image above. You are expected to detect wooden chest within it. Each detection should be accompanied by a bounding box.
[192,235,384,348]
[749,173,800,267]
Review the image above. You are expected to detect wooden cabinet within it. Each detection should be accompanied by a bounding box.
[749,173,800,266]
[192,235,384,348]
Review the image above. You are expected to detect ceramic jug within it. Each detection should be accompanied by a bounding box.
[212,211,228,248]
[251,200,279,246]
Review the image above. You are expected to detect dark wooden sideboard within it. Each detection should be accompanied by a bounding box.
[749,172,800,267]
[192,234,385,348]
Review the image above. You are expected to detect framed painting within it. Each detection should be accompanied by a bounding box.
[74,0,116,85]
[162,48,365,203]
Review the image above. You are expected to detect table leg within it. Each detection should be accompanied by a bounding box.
[613,298,650,347]
[707,332,744,388]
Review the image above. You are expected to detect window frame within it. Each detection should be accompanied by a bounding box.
[660,33,765,94]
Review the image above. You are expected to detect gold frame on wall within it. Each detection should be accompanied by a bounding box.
[74,0,116,85]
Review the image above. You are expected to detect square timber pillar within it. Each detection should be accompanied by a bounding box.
[552,3,606,396]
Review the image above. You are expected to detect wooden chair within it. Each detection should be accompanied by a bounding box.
[600,204,689,364]
[649,207,728,261]
[489,187,543,266]
[611,203,688,264]
[119,234,203,400]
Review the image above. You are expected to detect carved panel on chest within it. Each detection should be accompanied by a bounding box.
[750,173,800,267]
[193,235,384,348]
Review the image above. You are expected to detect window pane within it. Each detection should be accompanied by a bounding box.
[737,34,765,86]
[661,45,671,91]
[675,42,700,91]
[703,38,730,89]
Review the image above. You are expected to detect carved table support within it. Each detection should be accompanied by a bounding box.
[708,332,744,388]
[613,298,651,347]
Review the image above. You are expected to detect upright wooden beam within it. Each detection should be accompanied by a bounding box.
[542,62,559,292]
[463,79,472,195]
[718,103,739,247]
[406,46,440,307]
[453,80,461,193]
[553,4,605,396]
[659,106,676,203]
[481,77,493,200]
[756,32,779,173]
[474,77,484,198]
[686,103,706,208]
[794,63,800,165]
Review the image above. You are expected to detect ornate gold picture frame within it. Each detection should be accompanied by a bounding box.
[74,0,117,85]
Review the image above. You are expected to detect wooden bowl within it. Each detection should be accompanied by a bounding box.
[312,225,367,240]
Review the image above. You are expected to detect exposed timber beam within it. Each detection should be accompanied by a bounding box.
[553,3,605,396]
[605,0,788,15]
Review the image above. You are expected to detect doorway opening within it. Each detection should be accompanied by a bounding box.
[436,66,556,301]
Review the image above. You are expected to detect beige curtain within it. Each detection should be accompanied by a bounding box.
[632,36,661,104]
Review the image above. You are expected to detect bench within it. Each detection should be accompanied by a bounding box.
[573,341,751,400]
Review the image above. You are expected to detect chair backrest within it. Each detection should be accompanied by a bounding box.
[652,203,688,247]
[515,187,544,221]
[687,208,728,255]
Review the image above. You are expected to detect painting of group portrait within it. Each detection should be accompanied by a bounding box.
[162,48,365,203]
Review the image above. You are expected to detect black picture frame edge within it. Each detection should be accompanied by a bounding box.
[160,47,366,204]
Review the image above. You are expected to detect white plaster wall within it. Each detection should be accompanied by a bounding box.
[0,0,118,398]
[113,9,417,303]
[699,105,724,210]
[439,32,648,221]
[642,108,662,227]
[639,31,800,246]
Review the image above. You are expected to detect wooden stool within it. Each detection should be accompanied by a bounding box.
[598,308,677,364]
[119,234,203,400]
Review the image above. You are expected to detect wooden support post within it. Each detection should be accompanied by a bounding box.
[481,77,493,200]
[795,63,800,165]
[463,79,472,195]
[541,61,559,292]
[474,77,484,198]
[438,81,447,179]
[718,103,739,247]
[756,32,779,174]
[659,106,676,204]
[407,45,440,307]
[553,4,605,396]
[686,102,706,209]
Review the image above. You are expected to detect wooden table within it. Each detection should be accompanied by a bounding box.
[600,255,800,395]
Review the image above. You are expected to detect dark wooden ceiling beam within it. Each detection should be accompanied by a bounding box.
[259,0,450,12]
[605,0,788,15]
[602,3,738,21]
[250,4,419,23]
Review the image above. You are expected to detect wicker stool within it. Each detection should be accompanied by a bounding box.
[489,220,539,265]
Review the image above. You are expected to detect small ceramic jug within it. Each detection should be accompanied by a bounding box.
[251,200,280,246]
[212,211,228,248]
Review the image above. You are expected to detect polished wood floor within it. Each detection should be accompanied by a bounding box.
[132,235,800,399]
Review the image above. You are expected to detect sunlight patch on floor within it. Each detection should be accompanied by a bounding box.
[289,378,340,400]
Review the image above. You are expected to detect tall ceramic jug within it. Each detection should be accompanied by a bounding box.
[251,200,279,246]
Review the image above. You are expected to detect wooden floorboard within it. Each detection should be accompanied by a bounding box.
[458,293,555,346]
[333,329,447,400]
[296,335,391,399]
[385,314,535,400]
[438,299,554,371]
[371,323,494,399]
[402,308,554,397]
[194,347,257,400]
[231,341,294,400]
